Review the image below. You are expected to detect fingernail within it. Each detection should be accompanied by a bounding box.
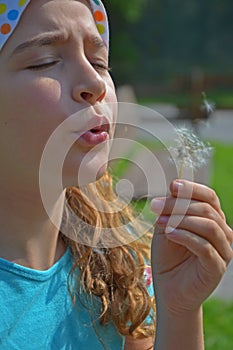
[173,181,184,194]
[165,226,176,234]
[151,199,164,213]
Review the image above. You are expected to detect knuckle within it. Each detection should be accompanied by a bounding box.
[206,219,219,235]
[230,229,233,245]
[202,203,215,220]
[220,209,226,220]
[200,241,214,259]
[226,227,233,245]
[218,260,227,275]
[209,188,217,202]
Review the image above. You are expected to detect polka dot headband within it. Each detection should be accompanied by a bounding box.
[0,0,109,51]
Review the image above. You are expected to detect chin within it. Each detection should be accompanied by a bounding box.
[63,148,109,188]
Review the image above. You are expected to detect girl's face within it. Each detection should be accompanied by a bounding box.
[0,0,117,190]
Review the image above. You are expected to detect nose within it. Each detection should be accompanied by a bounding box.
[72,63,107,105]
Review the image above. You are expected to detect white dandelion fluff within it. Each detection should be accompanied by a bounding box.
[169,127,213,178]
[201,92,215,116]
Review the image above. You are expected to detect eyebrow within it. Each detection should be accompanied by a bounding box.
[89,35,106,49]
[10,31,67,56]
[12,32,66,55]
[11,31,106,56]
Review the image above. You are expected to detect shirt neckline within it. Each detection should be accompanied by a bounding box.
[0,248,71,281]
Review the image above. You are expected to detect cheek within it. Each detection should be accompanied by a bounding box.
[2,76,64,145]
[11,77,63,124]
[105,78,118,136]
[105,77,117,105]
[0,77,65,168]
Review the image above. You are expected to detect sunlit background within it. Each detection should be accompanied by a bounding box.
[104,1,233,349]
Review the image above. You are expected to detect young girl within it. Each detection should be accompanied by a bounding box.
[0,1,232,349]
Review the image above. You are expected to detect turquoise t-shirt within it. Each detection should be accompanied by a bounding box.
[0,249,124,350]
[0,249,154,349]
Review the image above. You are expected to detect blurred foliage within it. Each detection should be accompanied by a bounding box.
[204,299,233,350]
[210,141,233,227]
[104,0,146,22]
[104,0,233,86]
[138,89,233,109]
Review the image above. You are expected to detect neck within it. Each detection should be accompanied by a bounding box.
[0,186,66,270]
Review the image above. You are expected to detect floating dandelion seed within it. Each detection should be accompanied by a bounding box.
[201,92,215,116]
[169,127,213,178]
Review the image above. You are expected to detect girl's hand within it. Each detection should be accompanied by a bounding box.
[151,179,233,314]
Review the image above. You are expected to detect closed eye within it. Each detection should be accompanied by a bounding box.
[92,63,111,72]
[27,59,61,71]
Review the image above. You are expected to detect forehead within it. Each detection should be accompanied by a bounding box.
[2,0,99,49]
[20,0,94,32]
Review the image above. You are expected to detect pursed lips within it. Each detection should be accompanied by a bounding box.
[72,114,111,147]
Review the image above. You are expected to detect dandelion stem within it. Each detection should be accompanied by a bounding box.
[179,160,184,179]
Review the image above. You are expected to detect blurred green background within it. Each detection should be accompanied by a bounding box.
[106,0,233,227]
[104,1,233,349]
[105,0,233,108]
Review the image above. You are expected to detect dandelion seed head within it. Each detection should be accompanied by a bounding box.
[169,127,213,172]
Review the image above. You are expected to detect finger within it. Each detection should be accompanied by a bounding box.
[152,197,219,218]
[153,199,233,244]
[166,228,231,273]
[170,180,225,220]
[160,216,233,263]
[228,225,233,245]
[151,196,189,216]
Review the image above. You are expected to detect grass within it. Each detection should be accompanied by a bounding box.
[204,299,233,350]
[212,90,233,109]
[210,141,233,226]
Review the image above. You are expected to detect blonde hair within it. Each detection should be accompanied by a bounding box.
[61,171,156,342]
